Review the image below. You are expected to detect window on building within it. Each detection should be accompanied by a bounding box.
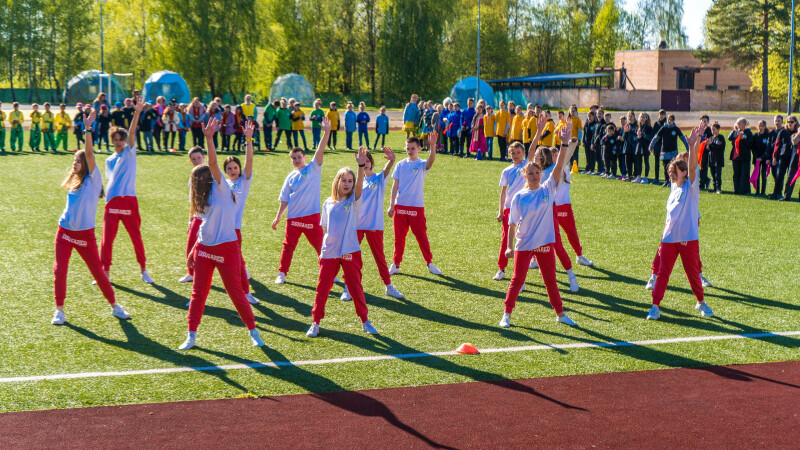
[676,69,695,90]
[728,85,740,91]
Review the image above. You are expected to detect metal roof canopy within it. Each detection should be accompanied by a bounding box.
[488,73,611,88]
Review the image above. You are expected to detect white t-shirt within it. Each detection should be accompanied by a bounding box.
[320,193,362,259]
[554,169,571,206]
[392,158,428,207]
[279,160,322,219]
[59,166,103,231]
[228,173,252,230]
[357,172,389,230]
[662,176,700,243]
[499,161,527,209]
[197,177,237,246]
[105,145,137,201]
[508,176,557,251]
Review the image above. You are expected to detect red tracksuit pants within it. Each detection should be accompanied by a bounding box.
[357,230,391,285]
[54,227,116,307]
[497,208,511,271]
[651,240,704,306]
[504,244,564,314]
[554,203,583,257]
[392,205,433,265]
[236,229,250,294]
[312,251,369,323]
[187,241,256,332]
[101,196,147,272]
[552,209,573,270]
[185,217,202,276]
[652,242,703,274]
[278,213,323,274]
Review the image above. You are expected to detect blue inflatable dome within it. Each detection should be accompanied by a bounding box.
[143,70,191,104]
[449,77,494,108]
[270,73,315,106]
[64,70,125,104]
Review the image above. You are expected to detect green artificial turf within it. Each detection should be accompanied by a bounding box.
[0,130,798,412]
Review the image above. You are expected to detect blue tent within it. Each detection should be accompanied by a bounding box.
[143,70,191,104]
[449,77,494,108]
[269,73,315,106]
[63,70,125,104]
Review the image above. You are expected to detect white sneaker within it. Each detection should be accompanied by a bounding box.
[362,320,378,335]
[179,331,196,350]
[141,270,154,284]
[696,301,714,317]
[275,272,286,284]
[178,273,193,283]
[646,305,661,320]
[699,273,713,287]
[51,309,66,325]
[249,328,264,347]
[640,177,648,184]
[246,293,260,304]
[306,322,320,338]
[499,313,510,328]
[385,284,404,299]
[92,271,110,286]
[246,269,250,280]
[633,177,640,183]
[427,263,442,275]
[493,270,505,281]
[111,304,131,320]
[340,286,352,301]
[557,314,577,326]
[529,259,539,270]
[645,275,657,290]
[388,264,401,275]
[568,275,579,292]
[576,255,593,266]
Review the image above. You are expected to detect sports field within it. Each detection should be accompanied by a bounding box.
[1,130,798,414]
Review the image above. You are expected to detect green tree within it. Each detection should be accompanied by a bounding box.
[591,0,622,69]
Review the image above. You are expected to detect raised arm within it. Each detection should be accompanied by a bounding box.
[83,109,97,173]
[381,147,396,178]
[425,131,437,170]
[128,94,145,149]
[552,126,576,186]
[243,121,255,179]
[354,146,367,201]
[313,118,331,166]
[686,127,701,183]
[529,114,546,161]
[203,118,223,183]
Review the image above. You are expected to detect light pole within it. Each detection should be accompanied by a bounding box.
[98,0,106,96]
[789,0,795,115]
[476,0,481,103]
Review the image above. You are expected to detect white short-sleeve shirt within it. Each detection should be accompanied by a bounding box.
[508,176,558,251]
[279,160,322,219]
[357,172,389,230]
[105,145,137,201]
[392,158,428,207]
[320,193,362,259]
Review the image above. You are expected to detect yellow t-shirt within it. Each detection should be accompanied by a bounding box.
[326,110,340,130]
[291,110,305,131]
[41,111,55,131]
[554,120,567,146]
[521,118,532,144]
[509,115,525,141]
[540,120,556,146]
[241,103,256,118]
[55,112,72,131]
[524,116,538,143]
[570,116,583,137]
[0,110,5,124]
[494,110,510,138]
[8,110,24,126]
[483,112,496,138]
[30,111,42,125]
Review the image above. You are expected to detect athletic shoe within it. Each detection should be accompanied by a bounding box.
[141,270,154,284]
[556,314,577,326]
[246,293,260,305]
[179,332,196,350]
[699,273,713,287]
[640,177,648,184]
[92,271,110,286]
[427,263,442,275]
[275,272,286,284]
[178,274,193,283]
[576,255,593,266]
[646,305,661,320]
[696,301,714,317]
[249,328,264,347]
[499,313,511,328]
[600,174,608,178]
[51,309,66,325]
[645,274,657,290]
[362,320,378,335]
[389,264,401,275]
[340,286,352,301]
[111,304,131,320]
[385,284,404,299]
[529,259,539,270]
[493,270,505,281]
[306,322,320,338]
[715,190,722,194]
[569,275,579,293]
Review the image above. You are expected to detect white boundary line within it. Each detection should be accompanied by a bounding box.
[2,331,798,384]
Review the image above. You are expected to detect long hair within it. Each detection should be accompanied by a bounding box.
[190,165,214,216]
[61,150,104,198]
[534,146,554,170]
[523,160,543,190]
[331,167,355,202]
[223,156,241,173]
[668,159,688,181]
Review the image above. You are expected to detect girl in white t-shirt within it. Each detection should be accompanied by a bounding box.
[646,127,712,320]
[499,127,579,328]
[307,147,378,338]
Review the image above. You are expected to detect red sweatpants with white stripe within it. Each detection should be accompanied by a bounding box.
[651,240,704,306]
[312,251,369,324]
[185,217,202,276]
[101,196,147,272]
[357,229,392,285]
[236,229,250,294]
[278,213,323,274]
[187,241,256,332]
[497,208,511,271]
[552,209,573,270]
[392,205,433,265]
[54,227,116,307]
[554,203,583,257]
[504,243,564,314]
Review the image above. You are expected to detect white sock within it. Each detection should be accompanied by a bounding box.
[567,269,575,278]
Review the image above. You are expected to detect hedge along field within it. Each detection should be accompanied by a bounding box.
[0,130,798,413]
